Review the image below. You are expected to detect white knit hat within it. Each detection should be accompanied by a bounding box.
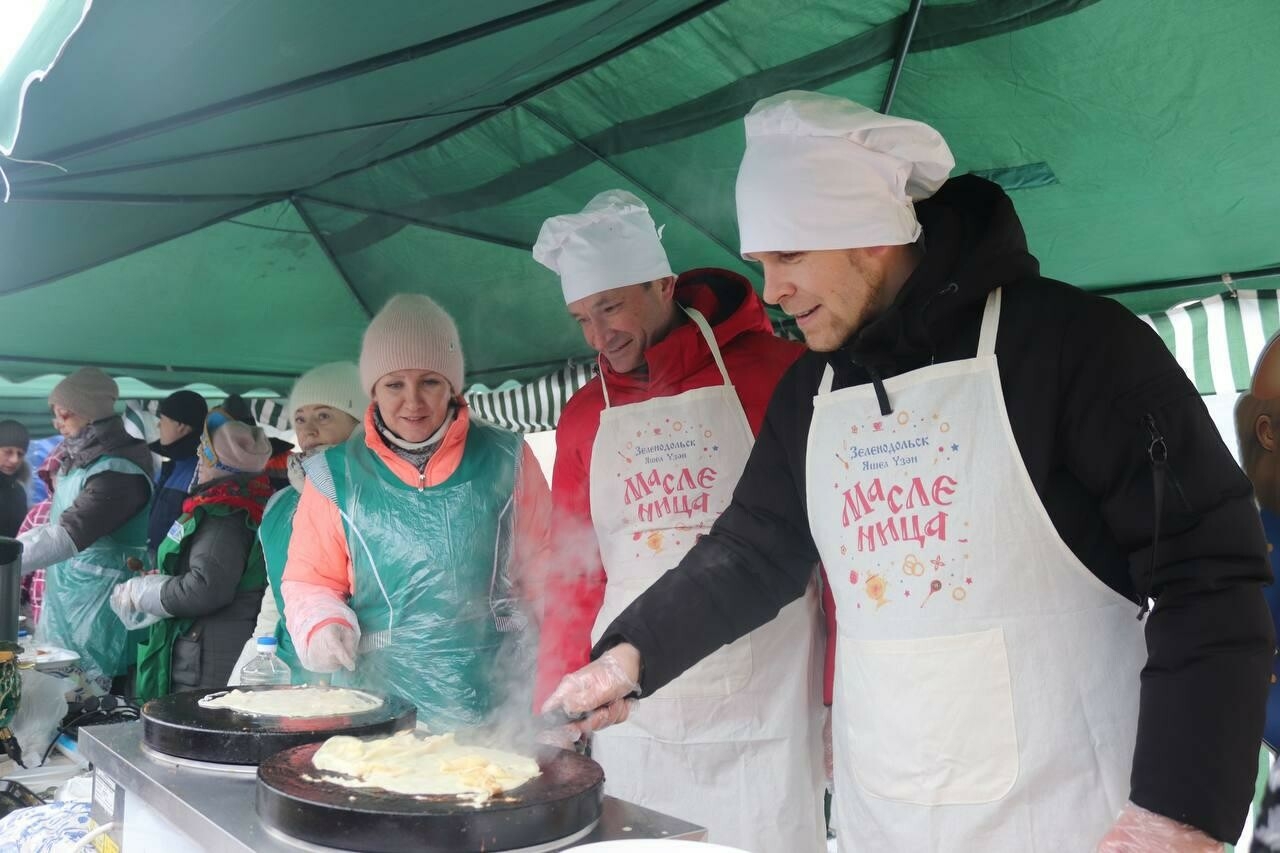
[360,295,464,394]
[532,190,674,304]
[49,367,119,422]
[736,91,955,254]
[289,362,367,421]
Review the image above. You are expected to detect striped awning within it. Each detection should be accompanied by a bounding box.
[464,361,598,434]
[1139,289,1278,396]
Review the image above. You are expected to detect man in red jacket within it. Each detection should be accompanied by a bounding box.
[531,190,827,852]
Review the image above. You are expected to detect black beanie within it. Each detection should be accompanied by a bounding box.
[0,420,29,450]
[157,390,209,431]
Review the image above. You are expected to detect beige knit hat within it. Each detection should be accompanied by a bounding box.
[289,362,367,421]
[200,411,272,474]
[49,367,118,422]
[359,294,464,394]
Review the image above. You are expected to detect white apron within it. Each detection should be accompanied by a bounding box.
[589,306,826,852]
[806,289,1146,852]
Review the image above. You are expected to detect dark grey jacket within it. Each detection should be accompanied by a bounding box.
[57,416,153,550]
[160,477,265,690]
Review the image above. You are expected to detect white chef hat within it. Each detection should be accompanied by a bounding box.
[735,90,955,255]
[533,190,675,305]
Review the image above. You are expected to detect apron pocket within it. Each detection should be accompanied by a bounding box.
[841,627,1018,805]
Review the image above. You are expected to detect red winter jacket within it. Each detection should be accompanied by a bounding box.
[533,268,833,706]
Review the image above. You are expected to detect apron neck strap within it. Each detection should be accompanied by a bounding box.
[599,304,731,410]
[976,287,1003,357]
[681,305,733,387]
[599,354,613,409]
[818,363,835,395]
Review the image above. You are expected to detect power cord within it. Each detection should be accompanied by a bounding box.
[39,696,139,767]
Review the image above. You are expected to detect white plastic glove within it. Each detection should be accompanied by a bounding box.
[110,574,172,630]
[16,524,77,574]
[540,644,642,743]
[1095,802,1223,852]
[303,623,358,673]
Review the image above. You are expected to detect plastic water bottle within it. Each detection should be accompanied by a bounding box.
[238,637,292,686]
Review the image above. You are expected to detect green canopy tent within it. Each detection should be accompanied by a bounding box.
[1,0,1278,436]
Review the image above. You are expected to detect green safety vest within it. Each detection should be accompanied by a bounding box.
[307,421,525,731]
[40,455,152,683]
[134,502,266,701]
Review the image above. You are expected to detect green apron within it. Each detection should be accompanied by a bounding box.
[308,420,525,732]
[134,503,266,701]
[38,456,152,685]
[259,487,304,679]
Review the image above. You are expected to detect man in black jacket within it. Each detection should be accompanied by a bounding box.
[542,91,1272,850]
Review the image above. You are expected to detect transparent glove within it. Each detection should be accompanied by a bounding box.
[304,623,358,673]
[1096,802,1223,852]
[540,644,642,738]
[537,698,637,749]
[110,575,171,630]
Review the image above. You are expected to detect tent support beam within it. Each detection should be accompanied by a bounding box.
[0,354,296,381]
[522,102,742,264]
[1097,265,1280,299]
[0,197,281,298]
[292,197,374,318]
[9,0,600,175]
[14,104,498,190]
[317,0,733,188]
[298,195,528,251]
[880,0,925,114]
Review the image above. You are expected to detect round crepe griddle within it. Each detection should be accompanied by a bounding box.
[257,740,604,853]
[142,686,416,765]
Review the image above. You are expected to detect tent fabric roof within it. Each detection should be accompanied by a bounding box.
[2,0,1278,398]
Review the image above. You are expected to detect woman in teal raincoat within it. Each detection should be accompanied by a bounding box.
[281,295,551,731]
[17,368,153,692]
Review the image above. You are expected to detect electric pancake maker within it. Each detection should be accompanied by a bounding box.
[141,685,416,768]
[258,740,605,852]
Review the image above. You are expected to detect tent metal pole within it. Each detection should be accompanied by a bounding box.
[298,195,529,251]
[291,197,375,318]
[8,0,599,175]
[1097,265,1280,299]
[522,103,743,264]
[880,0,925,114]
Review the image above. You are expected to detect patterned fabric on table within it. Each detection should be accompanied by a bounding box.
[0,801,92,852]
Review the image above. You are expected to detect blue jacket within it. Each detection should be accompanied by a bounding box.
[148,454,197,554]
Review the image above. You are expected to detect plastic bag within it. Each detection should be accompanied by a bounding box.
[8,670,69,767]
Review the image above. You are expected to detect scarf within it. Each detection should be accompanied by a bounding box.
[182,474,272,525]
[373,405,455,472]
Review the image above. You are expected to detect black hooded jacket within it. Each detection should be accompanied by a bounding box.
[599,175,1273,842]
[0,463,29,537]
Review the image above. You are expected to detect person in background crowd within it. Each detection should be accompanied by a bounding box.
[113,411,273,699]
[17,368,153,692]
[18,444,65,626]
[282,295,552,730]
[223,393,293,492]
[0,420,30,538]
[229,362,366,684]
[147,390,208,557]
[531,190,826,851]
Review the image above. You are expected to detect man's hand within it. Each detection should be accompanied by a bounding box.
[1096,802,1223,852]
[539,644,642,743]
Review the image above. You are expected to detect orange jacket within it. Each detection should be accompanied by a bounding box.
[282,404,551,644]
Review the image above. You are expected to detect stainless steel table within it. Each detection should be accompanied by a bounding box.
[80,722,705,851]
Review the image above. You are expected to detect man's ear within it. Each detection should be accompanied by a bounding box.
[655,275,678,301]
[1257,414,1276,452]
